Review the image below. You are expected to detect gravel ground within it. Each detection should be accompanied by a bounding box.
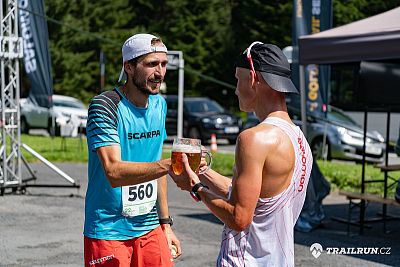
[1,162,399,267]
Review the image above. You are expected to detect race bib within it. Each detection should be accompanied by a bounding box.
[121,180,157,217]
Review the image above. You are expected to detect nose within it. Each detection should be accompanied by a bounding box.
[155,63,166,76]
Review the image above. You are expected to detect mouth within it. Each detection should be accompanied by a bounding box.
[148,79,162,88]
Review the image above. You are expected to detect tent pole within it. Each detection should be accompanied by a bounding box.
[359,107,368,235]
[299,65,307,137]
[382,109,390,233]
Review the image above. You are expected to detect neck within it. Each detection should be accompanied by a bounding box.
[254,92,291,123]
[120,82,148,108]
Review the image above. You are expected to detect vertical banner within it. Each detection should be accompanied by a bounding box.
[291,0,332,117]
[18,0,53,108]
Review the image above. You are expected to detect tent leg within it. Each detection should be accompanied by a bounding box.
[359,108,368,235]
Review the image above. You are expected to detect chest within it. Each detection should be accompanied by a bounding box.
[117,104,165,161]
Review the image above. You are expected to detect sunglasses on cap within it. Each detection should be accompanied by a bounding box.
[244,41,263,80]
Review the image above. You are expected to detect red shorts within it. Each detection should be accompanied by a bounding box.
[84,226,174,267]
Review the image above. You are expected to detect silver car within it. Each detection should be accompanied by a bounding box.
[303,106,385,163]
[20,94,88,136]
[244,105,385,163]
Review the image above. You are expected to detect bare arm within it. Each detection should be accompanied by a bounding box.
[198,169,232,198]
[170,130,266,231]
[199,131,265,231]
[157,175,169,219]
[157,175,182,258]
[97,145,170,188]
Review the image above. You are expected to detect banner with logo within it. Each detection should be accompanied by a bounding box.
[18,0,53,108]
[291,0,332,117]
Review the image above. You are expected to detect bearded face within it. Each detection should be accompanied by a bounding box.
[130,69,162,96]
[126,52,168,96]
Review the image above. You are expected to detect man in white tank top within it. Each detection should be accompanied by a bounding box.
[169,42,313,267]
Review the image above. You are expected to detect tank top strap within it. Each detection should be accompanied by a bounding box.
[260,116,298,131]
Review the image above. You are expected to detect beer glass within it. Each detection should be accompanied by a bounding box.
[171,138,212,175]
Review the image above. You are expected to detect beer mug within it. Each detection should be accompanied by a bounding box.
[171,138,212,175]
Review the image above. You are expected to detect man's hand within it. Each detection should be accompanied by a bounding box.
[197,146,210,174]
[161,224,182,259]
[169,153,200,192]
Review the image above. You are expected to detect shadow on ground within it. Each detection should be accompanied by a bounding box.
[181,202,400,266]
[296,202,400,266]
[181,213,224,225]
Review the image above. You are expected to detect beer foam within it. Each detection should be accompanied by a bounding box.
[172,144,201,153]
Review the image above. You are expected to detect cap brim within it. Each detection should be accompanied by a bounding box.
[260,72,299,94]
[118,66,126,83]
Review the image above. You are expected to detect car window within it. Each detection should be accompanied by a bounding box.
[53,99,86,109]
[327,108,358,126]
[185,100,224,113]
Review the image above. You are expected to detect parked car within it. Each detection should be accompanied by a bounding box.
[244,105,385,163]
[20,94,88,135]
[164,95,242,144]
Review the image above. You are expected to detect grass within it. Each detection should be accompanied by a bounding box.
[21,134,88,163]
[317,160,399,197]
[20,134,399,197]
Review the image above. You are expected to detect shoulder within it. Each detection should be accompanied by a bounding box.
[90,89,122,109]
[237,124,283,150]
[88,89,123,125]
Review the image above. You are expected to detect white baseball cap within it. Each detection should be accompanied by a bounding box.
[118,33,168,83]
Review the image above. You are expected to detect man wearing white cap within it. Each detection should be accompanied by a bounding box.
[84,33,180,267]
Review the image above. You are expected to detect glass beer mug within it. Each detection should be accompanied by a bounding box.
[171,138,212,175]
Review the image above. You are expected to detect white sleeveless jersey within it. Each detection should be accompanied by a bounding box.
[216,117,313,267]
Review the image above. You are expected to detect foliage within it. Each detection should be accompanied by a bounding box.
[18,0,400,107]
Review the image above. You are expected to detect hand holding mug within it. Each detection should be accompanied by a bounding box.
[171,138,212,175]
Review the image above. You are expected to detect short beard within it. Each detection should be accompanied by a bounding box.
[131,74,158,96]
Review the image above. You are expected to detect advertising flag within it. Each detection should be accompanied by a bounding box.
[18,0,53,108]
[291,0,332,117]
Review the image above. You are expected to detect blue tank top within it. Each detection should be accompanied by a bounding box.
[84,88,167,240]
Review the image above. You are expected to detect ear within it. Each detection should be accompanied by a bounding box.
[124,61,134,75]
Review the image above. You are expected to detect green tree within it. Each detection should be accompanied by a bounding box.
[333,0,400,27]
[39,0,399,109]
[46,0,135,103]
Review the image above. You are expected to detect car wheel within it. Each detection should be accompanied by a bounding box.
[311,137,330,160]
[47,118,61,136]
[228,138,237,145]
[20,117,29,134]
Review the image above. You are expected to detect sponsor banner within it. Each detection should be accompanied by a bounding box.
[18,0,53,108]
[291,0,332,117]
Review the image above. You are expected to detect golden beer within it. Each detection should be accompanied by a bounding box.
[171,137,212,175]
[171,148,201,175]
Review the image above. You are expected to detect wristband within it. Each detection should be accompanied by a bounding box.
[190,182,209,202]
[159,216,173,226]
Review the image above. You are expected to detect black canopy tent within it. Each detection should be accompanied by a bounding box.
[297,6,400,234]
[299,7,400,65]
